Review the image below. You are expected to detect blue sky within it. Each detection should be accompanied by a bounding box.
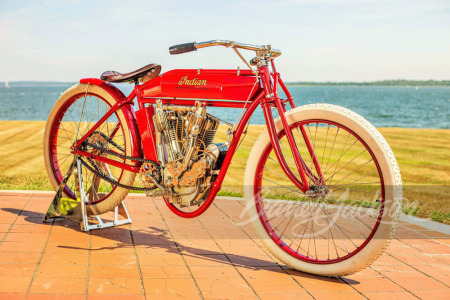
[0,0,449,81]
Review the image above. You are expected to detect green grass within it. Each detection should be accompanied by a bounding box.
[402,206,420,216]
[0,121,449,224]
[431,212,450,223]
[217,191,245,198]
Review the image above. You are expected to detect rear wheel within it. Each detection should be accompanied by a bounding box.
[43,83,136,215]
[244,104,402,276]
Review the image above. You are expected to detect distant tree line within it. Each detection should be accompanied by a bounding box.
[287,80,450,86]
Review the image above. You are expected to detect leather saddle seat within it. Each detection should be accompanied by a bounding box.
[100,64,161,83]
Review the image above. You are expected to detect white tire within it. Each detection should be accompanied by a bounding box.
[244,104,402,276]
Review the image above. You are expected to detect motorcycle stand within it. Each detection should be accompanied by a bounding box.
[43,156,132,231]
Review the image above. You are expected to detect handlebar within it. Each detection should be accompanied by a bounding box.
[169,42,197,55]
[169,40,282,58]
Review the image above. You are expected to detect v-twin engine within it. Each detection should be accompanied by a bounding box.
[148,100,226,207]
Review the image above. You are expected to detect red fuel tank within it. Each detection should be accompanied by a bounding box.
[140,69,261,102]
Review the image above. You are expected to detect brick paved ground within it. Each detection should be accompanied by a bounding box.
[0,191,449,299]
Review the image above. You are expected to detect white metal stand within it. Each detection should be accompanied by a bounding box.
[77,159,132,231]
[81,202,132,231]
[44,156,133,231]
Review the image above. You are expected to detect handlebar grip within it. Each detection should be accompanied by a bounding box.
[169,42,197,55]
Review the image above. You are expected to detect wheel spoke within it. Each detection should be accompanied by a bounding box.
[254,119,386,263]
[48,92,125,206]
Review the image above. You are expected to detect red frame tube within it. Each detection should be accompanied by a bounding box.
[75,61,326,217]
[77,79,142,166]
[75,98,133,148]
[259,67,309,192]
[73,150,140,172]
[167,91,266,217]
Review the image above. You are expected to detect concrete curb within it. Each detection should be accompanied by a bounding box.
[400,214,450,235]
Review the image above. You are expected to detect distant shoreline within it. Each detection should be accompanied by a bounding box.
[286,80,450,87]
[1,80,449,87]
[0,81,76,87]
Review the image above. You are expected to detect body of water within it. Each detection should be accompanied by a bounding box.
[0,84,448,128]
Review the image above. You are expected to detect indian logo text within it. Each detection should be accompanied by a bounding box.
[178,76,207,86]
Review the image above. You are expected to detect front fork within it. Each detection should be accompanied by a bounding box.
[259,65,324,193]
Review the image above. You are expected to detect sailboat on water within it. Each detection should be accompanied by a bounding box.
[5,81,9,88]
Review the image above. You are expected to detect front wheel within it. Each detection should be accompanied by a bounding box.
[244,104,402,276]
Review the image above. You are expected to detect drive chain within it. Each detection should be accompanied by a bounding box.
[79,140,161,191]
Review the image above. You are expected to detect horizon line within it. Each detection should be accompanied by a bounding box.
[1,79,449,84]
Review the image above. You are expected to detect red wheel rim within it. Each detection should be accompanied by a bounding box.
[254,119,385,264]
[48,93,125,204]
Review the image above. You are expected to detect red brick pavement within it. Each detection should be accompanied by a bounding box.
[0,191,449,299]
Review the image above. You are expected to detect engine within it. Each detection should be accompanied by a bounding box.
[147,100,225,207]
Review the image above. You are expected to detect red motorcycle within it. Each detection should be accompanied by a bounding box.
[43,40,402,276]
